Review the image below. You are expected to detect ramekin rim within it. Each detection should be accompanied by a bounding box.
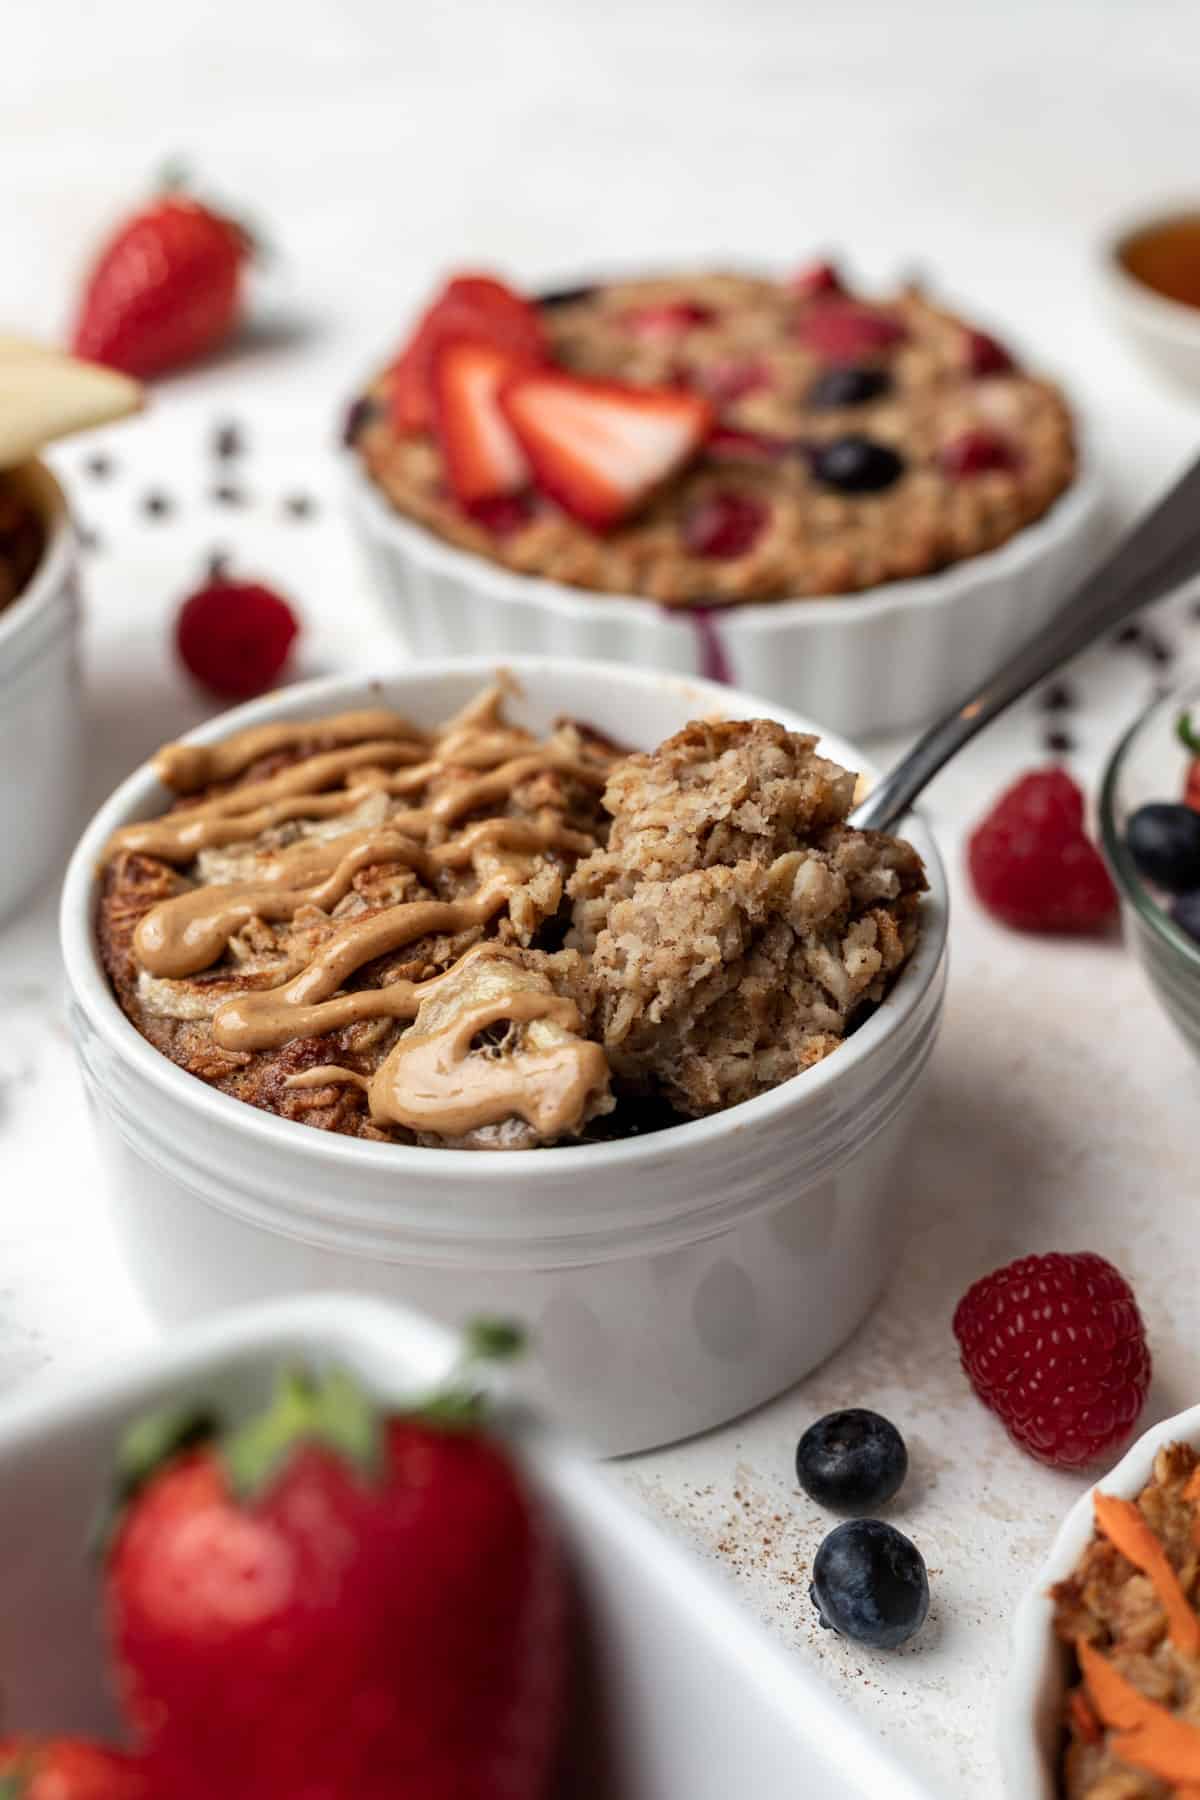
[0,459,75,661]
[999,1400,1200,1798]
[60,654,949,1182]
[342,435,1104,640]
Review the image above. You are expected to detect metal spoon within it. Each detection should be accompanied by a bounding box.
[851,453,1200,832]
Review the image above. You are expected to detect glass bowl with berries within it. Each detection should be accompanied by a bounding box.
[1100,678,1200,1056]
[344,262,1104,736]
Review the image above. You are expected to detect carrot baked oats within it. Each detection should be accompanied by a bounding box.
[1052,1443,1200,1797]
[350,266,1076,605]
[96,684,925,1150]
[0,472,44,615]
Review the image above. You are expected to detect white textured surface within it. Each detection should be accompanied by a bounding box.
[5,2,1200,1795]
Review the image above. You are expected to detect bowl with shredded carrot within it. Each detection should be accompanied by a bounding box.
[1002,1404,1200,1798]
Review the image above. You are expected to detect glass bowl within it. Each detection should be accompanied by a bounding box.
[1100,674,1200,1055]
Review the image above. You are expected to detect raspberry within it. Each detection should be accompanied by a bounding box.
[623,301,715,338]
[175,578,299,700]
[796,304,906,362]
[682,491,769,558]
[967,768,1118,932]
[790,260,845,300]
[953,1253,1151,1469]
[964,328,1016,376]
[940,428,1018,477]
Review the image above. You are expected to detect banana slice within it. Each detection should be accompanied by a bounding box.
[0,338,143,468]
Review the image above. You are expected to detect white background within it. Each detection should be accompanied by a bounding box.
[5,2,1200,1792]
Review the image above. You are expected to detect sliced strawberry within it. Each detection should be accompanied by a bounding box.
[432,338,532,506]
[499,370,713,530]
[388,274,545,436]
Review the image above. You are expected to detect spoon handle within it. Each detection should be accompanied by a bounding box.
[851,453,1200,833]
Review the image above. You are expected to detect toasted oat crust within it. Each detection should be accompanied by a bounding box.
[355,271,1076,605]
[1052,1442,1200,1798]
[98,710,925,1148]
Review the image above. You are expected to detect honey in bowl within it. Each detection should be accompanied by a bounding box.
[1119,212,1200,311]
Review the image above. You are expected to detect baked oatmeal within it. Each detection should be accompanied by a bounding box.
[97,683,925,1150]
[0,473,44,616]
[350,266,1076,605]
[1052,1442,1200,1796]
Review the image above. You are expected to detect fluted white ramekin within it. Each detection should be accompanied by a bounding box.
[346,449,1104,738]
[1000,1402,1200,1798]
[0,1293,937,1798]
[0,461,80,924]
[61,656,948,1455]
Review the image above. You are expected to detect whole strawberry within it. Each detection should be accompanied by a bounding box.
[104,1333,568,1800]
[967,768,1118,932]
[72,179,250,378]
[0,1737,149,1799]
[953,1252,1151,1468]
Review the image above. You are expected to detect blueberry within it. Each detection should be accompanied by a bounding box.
[807,366,891,409]
[796,1409,908,1513]
[1170,891,1200,944]
[1126,802,1200,892]
[810,1519,929,1650]
[811,434,904,493]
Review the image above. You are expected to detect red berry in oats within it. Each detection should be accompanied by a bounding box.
[73,185,251,378]
[682,491,769,559]
[624,300,715,338]
[796,304,906,362]
[953,1252,1151,1468]
[941,428,1018,477]
[965,328,1016,376]
[791,260,845,300]
[467,492,537,536]
[176,578,299,699]
[696,357,772,405]
[704,424,794,462]
[968,768,1117,932]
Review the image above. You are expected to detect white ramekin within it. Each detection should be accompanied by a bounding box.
[0,1293,937,1798]
[1096,202,1200,397]
[1000,1402,1200,1798]
[0,460,80,924]
[346,448,1104,739]
[61,655,949,1456]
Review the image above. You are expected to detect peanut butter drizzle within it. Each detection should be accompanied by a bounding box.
[111,686,618,1142]
[284,1065,370,1094]
[369,987,610,1139]
[153,710,428,795]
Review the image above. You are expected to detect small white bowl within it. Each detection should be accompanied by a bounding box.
[0,459,80,923]
[1098,204,1200,397]
[0,1292,937,1798]
[60,656,948,1456]
[346,443,1104,740]
[1000,1402,1200,1798]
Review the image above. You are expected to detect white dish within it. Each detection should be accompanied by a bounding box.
[61,655,949,1456]
[1097,203,1200,396]
[0,459,80,923]
[1000,1400,1200,1798]
[345,440,1104,740]
[0,1292,939,1799]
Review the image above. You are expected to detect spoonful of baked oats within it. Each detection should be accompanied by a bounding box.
[98,682,925,1151]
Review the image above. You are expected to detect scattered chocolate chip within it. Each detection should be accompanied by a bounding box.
[283,493,316,520]
[211,484,245,507]
[537,283,598,309]
[341,395,376,447]
[84,453,113,480]
[1142,630,1174,666]
[1044,729,1075,755]
[213,421,244,461]
[1113,623,1143,647]
[1190,598,1200,623]
[205,549,232,582]
[141,490,172,519]
[1041,681,1075,712]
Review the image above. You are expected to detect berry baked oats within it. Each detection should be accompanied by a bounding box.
[350,266,1076,605]
[1052,1444,1200,1797]
[0,472,44,615]
[97,683,925,1149]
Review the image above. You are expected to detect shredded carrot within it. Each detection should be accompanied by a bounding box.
[1068,1687,1102,1745]
[1094,1491,1200,1657]
[1078,1639,1200,1784]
